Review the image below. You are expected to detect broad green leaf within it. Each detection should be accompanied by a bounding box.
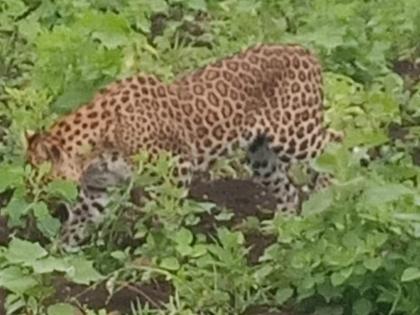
[275,287,294,305]
[331,267,353,287]
[174,227,194,245]
[344,128,388,148]
[363,257,382,271]
[32,201,61,238]
[2,189,31,226]
[4,238,47,265]
[47,303,78,315]
[149,0,169,12]
[314,306,343,315]
[401,267,420,282]
[32,257,71,274]
[215,210,234,221]
[364,183,412,206]
[66,257,103,285]
[3,294,26,315]
[302,189,333,216]
[253,264,273,283]
[0,266,38,294]
[47,179,78,201]
[176,244,193,256]
[0,164,24,192]
[160,257,180,271]
[317,281,342,302]
[51,81,96,115]
[2,0,26,17]
[190,244,208,258]
[110,250,128,262]
[185,0,207,11]
[353,298,372,315]
[78,12,131,49]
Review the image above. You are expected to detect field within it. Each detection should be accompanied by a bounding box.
[1,0,420,314]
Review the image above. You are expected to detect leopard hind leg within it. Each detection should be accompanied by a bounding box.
[246,135,301,214]
[302,128,344,194]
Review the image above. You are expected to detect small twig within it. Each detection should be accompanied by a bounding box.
[114,280,164,309]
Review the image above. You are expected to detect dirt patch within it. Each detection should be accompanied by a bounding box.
[393,58,420,95]
[48,277,171,314]
[0,288,5,315]
[393,59,420,83]
[190,177,277,219]
[189,177,277,264]
[0,216,9,246]
[244,305,297,315]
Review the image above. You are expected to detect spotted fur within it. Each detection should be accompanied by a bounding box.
[26,43,343,245]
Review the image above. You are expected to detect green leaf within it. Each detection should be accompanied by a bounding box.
[275,287,294,305]
[32,202,61,238]
[317,281,342,302]
[66,257,103,285]
[330,267,353,287]
[314,306,343,315]
[78,11,130,49]
[185,0,207,11]
[353,298,372,315]
[302,189,334,216]
[363,257,382,271]
[0,164,24,192]
[176,244,193,256]
[190,244,207,258]
[364,183,412,206]
[0,266,38,295]
[160,257,180,271]
[51,81,96,115]
[215,210,234,221]
[149,0,169,12]
[2,189,31,226]
[4,238,47,265]
[401,267,420,282]
[174,228,193,245]
[47,179,78,201]
[32,257,71,274]
[47,303,78,315]
[110,250,128,262]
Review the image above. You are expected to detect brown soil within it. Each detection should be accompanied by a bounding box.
[189,177,277,265]
[0,177,293,315]
[48,277,172,314]
[393,59,420,85]
[389,58,420,165]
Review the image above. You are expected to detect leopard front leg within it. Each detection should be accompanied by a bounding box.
[59,150,133,248]
[172,155,193,188]
[59,189,107,248]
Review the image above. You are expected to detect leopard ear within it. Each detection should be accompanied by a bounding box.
[41,142,62,163]
[23,130,37,149]
[28,133,63,163]
[25,129,36,140]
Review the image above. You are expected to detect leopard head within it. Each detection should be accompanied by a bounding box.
[25,131,82,182]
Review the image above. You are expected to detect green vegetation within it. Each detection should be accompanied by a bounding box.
[1,0,420,314]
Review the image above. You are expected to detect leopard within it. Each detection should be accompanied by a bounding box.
[26,43,343,246]
[58,150,134,247]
